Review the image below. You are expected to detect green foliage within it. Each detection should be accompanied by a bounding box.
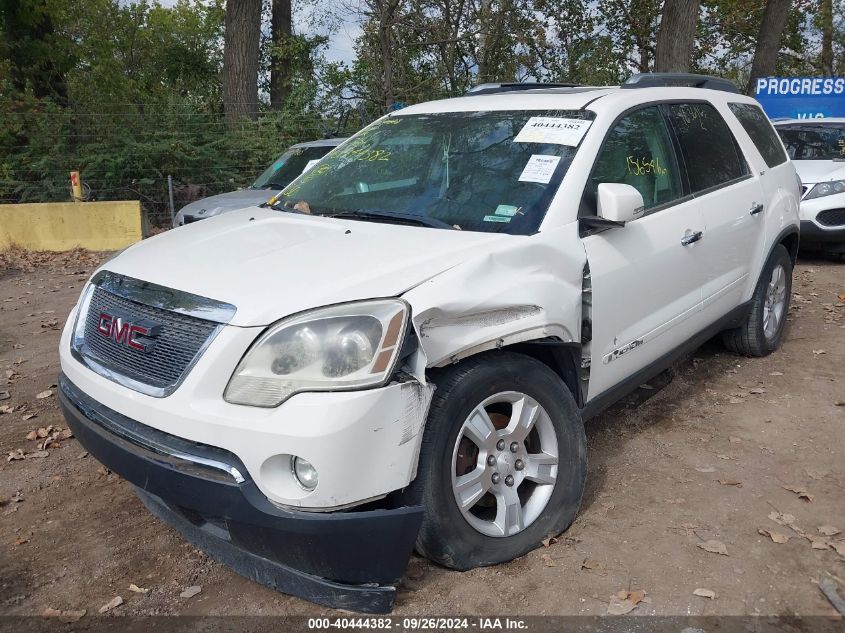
[1,0,844,229]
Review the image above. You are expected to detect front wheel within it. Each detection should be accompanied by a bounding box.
[405,352,586,570]
[722,244,792,357]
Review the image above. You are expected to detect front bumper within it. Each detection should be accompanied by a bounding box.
[800,220,845,246]
[59,374,423,613]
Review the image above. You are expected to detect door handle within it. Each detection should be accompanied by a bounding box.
[750,203,764,216]
[681,231,703,246]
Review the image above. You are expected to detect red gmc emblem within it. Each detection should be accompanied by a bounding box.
[96,311,160,353]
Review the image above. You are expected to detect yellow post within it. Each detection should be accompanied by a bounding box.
[70,171,83,202]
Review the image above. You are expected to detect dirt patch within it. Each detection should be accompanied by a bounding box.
[0,254,843,617]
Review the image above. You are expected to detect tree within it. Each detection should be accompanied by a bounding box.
[748,0,792,92]
[0,0,73,104]
[655,0,700,71]
[223,0,262,124]
[820,0,834,73]
[269,0,292,109]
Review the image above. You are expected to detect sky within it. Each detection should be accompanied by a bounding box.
[150,0,361,67]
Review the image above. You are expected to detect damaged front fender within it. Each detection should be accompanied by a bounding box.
[403,224,587,369]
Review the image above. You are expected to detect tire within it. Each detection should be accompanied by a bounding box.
[721,244,792,357]
[405,351,586,571]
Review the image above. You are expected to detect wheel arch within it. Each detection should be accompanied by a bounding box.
[774,226,800,266]
[476,339,584,408]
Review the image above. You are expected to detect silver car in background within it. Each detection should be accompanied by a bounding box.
[173,137,346,227]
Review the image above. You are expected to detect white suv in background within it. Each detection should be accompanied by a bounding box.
[59,74,800,613]
[774,118,845,255]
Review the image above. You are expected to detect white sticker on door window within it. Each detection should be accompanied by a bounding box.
[513,117,592,146]
[518,154,562,183]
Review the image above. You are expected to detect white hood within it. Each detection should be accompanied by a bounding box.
[793,160,845,185]
[105,208,509,327]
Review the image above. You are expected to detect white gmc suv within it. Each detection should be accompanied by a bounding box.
[59,74,800,613]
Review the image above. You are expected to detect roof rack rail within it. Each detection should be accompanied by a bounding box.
[622,73,740,94]
[466,82,581,95]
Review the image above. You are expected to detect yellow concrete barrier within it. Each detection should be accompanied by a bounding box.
[0,201,143,252]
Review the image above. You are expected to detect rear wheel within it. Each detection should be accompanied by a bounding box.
[722,244,792,357]
[405,352,586,570]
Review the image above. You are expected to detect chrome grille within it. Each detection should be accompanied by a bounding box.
[82,287,218,389]
[72,271,236,397]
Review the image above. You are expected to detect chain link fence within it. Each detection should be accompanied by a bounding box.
[0,104,361,230]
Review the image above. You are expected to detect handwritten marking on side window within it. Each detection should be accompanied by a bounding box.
[839,138,845,156]
[626,156,668,177]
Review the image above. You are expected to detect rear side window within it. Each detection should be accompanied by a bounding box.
[728,103,788,167]
[665,103,749,194]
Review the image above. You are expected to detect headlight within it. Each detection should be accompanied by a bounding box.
[224,299,409,407]
[805,179,845,200]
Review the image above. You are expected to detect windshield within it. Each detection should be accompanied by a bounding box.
[275,110,592,234]
[776,123,845,160]
[252,145,336,189]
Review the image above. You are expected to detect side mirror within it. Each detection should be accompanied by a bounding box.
[597,183,645,224]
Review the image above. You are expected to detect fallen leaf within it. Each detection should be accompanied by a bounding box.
[718,479,743,487]
[35,389,53,399]
[581,558,605,571]
[6,449,25,462]
[128,583,149,594]
[758,528,789,544]
[98,596,123,613]
[0,391,9,401]
[782,485,814,502]
[180,585,202,599]
[831,542,845,557]
[15,537,28,545]
[810,538,829,550]
[0,405,12,414]
[607,595,636,616]
[541,536,558,547]
[25,430,37,441]
[27,450,49,459]
[22,413,37,421]
[693,588,717,599]
[697,540,728,556]
[812,349,826,356]
[819,526,841,537]
[607,589,646,615]
[627,589,646,604]
[59,428,73,440]
[540,552,556,567]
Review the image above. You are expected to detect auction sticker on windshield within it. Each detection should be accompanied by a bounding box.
[518,154,562,183]
[513,117,592,146]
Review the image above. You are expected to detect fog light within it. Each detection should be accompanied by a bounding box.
[291,456,318,490]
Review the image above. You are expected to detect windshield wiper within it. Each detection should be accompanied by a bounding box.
[260,198,305,213]
[322,209,456,230]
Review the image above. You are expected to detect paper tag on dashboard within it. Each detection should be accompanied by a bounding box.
[302,159,321,173]
[514,117,591,146]
[518,155,561,183]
